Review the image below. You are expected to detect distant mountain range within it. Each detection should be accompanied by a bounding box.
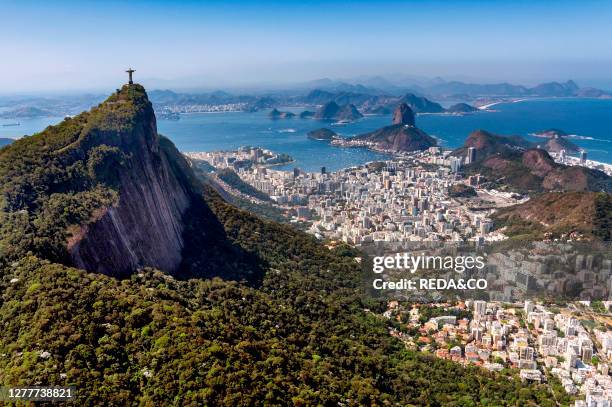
[0,93,105,118]
[299,91,471,116]
[292,77,610,100]
[0,106,56,119]
[147,79,610,115]
[1,78,608,119]
[313,101,363,121]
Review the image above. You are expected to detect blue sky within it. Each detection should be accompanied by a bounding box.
[2,0,612,92]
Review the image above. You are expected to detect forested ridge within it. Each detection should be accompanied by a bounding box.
[0,85,558,405]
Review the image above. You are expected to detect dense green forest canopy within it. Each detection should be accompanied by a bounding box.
[0,85,560,405]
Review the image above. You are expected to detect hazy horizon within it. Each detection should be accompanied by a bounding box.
[3,0,612,93]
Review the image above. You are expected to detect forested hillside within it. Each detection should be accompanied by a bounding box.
[0,85,558,405]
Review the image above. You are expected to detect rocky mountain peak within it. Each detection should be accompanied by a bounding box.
[392,103,415,126]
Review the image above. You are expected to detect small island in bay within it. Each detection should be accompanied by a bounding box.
[314,101,363,122]
[269,108,296,119]
[532,128,570,138]
[307,128,341,141]
[446,103,478,114]
[532,129,580,154]
[333,103,437,152]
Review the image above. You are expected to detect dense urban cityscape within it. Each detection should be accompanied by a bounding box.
[186,144,612,245]
[184,144,612,406]
[387,299,612,406]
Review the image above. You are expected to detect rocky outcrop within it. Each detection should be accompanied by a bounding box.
[68,87,193,276]
[454,130,611,193]
[392,103,415,125]
[532,129,580,153]
[314,101,341,119]
[446,103,477,113]
[522,149,557,177]
[336,104,363,121]
[397,93,444,113]
[307,128,339,141]
[314,101,363,121]
[269,108,295,119]
[543,138,580,154]
[454,129,532,162]
[350,109,436,152]
[354,125,435,152]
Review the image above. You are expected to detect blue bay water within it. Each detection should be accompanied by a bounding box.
[2,98,611,172]
[0,116,66,140]
[158,110,391,172]
[418,98,612,165]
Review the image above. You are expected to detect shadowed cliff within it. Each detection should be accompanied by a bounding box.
[0,84,263,282]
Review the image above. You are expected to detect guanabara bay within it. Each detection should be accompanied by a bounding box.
[0,85,581,405]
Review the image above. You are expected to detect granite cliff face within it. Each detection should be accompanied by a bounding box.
[392,103,415,125]
[68,95,192,275]
[0,84,210,277]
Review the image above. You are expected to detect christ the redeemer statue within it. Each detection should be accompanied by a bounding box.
[126,68,135,85]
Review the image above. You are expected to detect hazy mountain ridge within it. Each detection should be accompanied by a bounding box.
[4,78,607,118]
